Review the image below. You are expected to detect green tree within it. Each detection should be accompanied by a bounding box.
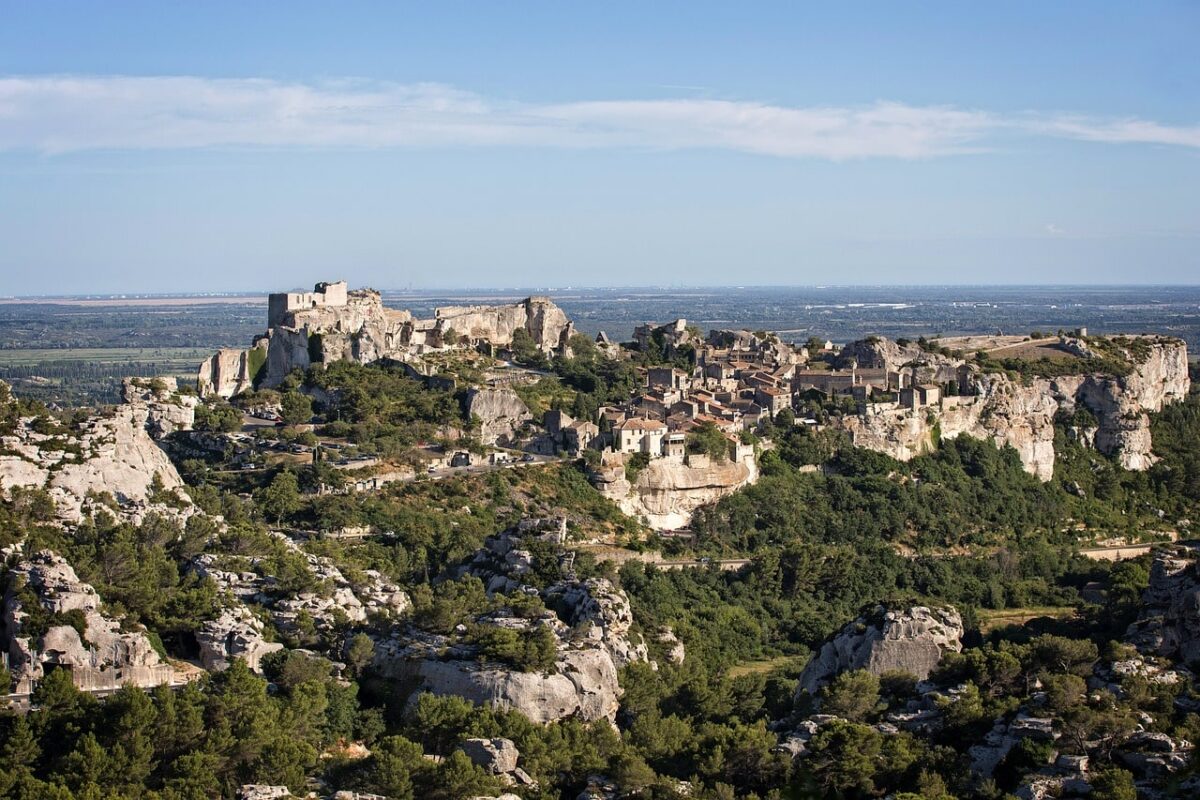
[820,670,881,722]
[280,391,314,426]
[255,470,302,524]
[1090,766,1137,800]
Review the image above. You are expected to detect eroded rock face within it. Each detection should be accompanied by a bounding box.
[592,451,758,530]
[189,532,411,638]
[195,606,283,673]
[833,336,1189,480]
[197,345,265,399]
[373,621,623,725]
[459,737,520,774]
[546,577,649,669]
[796,604,963,698]
[1125,544,1200,664]
[0,383,189,522]
[372,526,646,723]
[465,388,532,446]
[121,377,197,439]
[2,550,175,693]
[197,283,574,397]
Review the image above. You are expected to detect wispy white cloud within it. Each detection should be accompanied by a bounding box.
[0,75,1196,159]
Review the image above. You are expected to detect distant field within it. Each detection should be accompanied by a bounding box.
[0,347,211,367]
[727,654,805,678]
[985,340,1079,362]
[977,606,1077,633]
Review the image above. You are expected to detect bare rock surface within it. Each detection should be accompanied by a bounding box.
[834,336,1189,479]
[1125,544,1200,664]
[592,450,758,530]
[0,381,189,522]
[2,549,175,693]
[465,388,532,445]
[372,525,646,723]
[195,605,283,673]
[796,604,963,698]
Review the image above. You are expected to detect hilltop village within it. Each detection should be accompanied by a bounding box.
[2,280,1200,800]
[194,281,1189,529]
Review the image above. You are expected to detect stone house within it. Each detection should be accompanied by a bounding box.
[755,386,792,417]
[900,383,942,410]
[563,420,600,453]
[615,418,668,455]
[647,367,690,391]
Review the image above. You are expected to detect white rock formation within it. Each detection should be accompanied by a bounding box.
[2,550,175,693]
[591,450,758,530]
[465,388,532,445]
[1125,544,1200,664]
[197,345,266,399]
[834,336,1189,480]
[373,526,647,723]
[195,605,283,673]
[0,382,189,522]
[796,604,964,698]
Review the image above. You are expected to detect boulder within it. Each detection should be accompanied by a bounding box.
[796,604,963,698]
[465,388,532,445]
[195,605,283,673]
[459,738,520,774]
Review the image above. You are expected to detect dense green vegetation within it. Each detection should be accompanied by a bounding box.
[4,349,1200,798]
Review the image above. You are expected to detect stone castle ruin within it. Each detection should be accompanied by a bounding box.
[266,279,348,328]
[198,281,574,397]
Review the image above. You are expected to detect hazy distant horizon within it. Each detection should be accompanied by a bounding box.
[5,282,1200,301]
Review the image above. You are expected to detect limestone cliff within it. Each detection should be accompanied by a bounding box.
[197,344,266,399]
[196,283,574,397]
[372,526,646,723]
[0,382,189,522]
[591,451,758,530]
[1125,544,1200,664]
[465,388,533,446]
[834,336,1189,480]
[796,604,964,698]
[2,549,176,693]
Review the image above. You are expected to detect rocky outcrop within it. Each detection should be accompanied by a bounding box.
[1125,544,1200,664]
[465,388,532,446]
[373,620,623,724]
[833,336,1189,479]
[372,526,646,723]
[545,577,649,669]
[197,283,574,397]
[796,604,963,698]
[197,344,265,398]
[121,377,197,439]
[459,737,537,789]
[0,383,189,522]
[437,296,574,355]
[2,550,176,693]
[591,451,757,530]
[195,605,283,673]
[190,533,411,637]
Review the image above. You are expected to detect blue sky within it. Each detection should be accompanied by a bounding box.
[1,2,1198,293]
